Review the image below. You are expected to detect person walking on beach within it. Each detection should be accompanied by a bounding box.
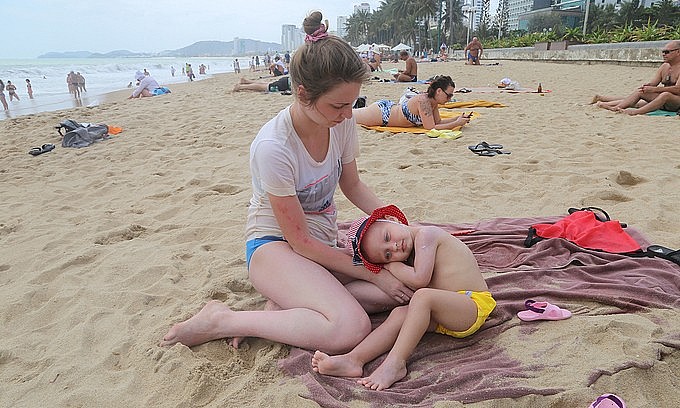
[0,80,9,111]
[171,66,176,77]
[312,204,495,391]
[67,71,80,98]
[233,59,241,74]
[393,51,418,82]
[25,79,33,99]
[161,10,412,353]
[186,63,194,81]
[76,72,86,93]
[464,37,484,65]
[6,81,20,101]
[592,40,680,115]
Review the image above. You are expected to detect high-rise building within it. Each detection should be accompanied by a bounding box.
[354,2,371,14]
[281,24,304,52]
[337,15,348,38]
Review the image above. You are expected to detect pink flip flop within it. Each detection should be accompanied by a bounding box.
[517,299,572,321]
[589,393,626,408]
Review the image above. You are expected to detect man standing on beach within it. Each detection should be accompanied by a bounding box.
[464,37,483,65]
[593,40,680,115]
[393,51,418,82]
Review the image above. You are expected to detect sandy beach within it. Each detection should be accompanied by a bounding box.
[1,58,679,407]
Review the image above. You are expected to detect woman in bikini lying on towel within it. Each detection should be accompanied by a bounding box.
[353,75,471,130]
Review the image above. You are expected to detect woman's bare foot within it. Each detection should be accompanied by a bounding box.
[160,300,232,347]
[357,356,407,391]
[590,95,602,104]
[311,351,364,377]
[596,101,621,112]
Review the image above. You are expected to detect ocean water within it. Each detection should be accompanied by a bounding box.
[0,56,244,120]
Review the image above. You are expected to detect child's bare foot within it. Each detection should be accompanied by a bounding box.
[357,356,407,391]
[160,300,232,347]
[311,351,363,377]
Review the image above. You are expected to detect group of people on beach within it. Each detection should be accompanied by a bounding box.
[161,9,680,394]
[1,78,34,111]
[592,39,680,115]
[66,71,86,98]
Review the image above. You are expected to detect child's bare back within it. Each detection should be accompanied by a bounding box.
[382,225,487,293]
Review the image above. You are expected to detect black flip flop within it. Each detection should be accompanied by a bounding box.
[646,245,680,266]
[28,143,55,156]
[469,148,511,156]
[468,141,504,152]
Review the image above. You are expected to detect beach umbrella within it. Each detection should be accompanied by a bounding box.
[355,43,371,52]
[391,43,412,51]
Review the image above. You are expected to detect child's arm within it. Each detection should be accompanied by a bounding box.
[383,229,439,289]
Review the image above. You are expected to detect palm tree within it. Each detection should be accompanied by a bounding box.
[442,0,466,46]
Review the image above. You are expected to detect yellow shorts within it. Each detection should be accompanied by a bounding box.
[435,290,496,338]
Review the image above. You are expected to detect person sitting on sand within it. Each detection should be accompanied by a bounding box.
[128,71,160,98]
[232,76,290,93]
[592,40,680,115]
[393,51,418,82]
[161,11,412,354]
[312,204,495,391]
[269,56,287,77]
[464,37,483,65]
[353,75,471,130]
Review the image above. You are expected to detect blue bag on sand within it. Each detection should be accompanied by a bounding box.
[153,87,171,96]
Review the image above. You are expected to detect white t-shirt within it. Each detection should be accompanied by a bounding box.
[132,76,159,97]
[245,106,359,245]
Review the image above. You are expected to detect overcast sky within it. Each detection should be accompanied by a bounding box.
[2,0,384,59]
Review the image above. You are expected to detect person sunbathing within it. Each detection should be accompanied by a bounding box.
[311,204,495,391]
[353,75,470,130]
[591,40,680,115]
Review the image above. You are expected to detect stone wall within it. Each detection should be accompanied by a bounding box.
[453,40,672,66]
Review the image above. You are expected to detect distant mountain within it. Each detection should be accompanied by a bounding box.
[38,39,282,58]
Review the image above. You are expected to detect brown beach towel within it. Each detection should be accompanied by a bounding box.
[278,216,680,407]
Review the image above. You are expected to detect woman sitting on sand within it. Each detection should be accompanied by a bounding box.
[353,75,470,130]
[161,11,412,354]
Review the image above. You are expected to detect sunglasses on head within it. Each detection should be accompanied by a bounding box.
[662,48,679,55]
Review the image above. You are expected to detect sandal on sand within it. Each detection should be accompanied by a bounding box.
[588,394,626,408]
[517,299,571,321]
[468,141,503,152]
[29,143,55,156]
[646,245,680,267]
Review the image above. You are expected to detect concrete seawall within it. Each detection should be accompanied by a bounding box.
[453,40,672,66]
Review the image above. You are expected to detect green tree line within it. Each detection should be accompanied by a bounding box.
[342,0,680,50]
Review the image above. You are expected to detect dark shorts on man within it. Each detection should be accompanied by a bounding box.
[268,76,290,92]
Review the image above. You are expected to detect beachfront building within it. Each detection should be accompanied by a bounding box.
[281,24,305,53]
[337,15,348,38]
[354,2,371,14]
[508,0,551,30]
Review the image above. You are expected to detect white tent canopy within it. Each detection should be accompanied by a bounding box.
[391,43,412,51]
[375,43,391,50]
[355,43,371,52]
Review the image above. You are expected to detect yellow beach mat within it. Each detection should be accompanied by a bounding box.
[360,110,479,134]
[440,100,506,109]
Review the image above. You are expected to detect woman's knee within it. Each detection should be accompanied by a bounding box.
[325,310,371,353]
